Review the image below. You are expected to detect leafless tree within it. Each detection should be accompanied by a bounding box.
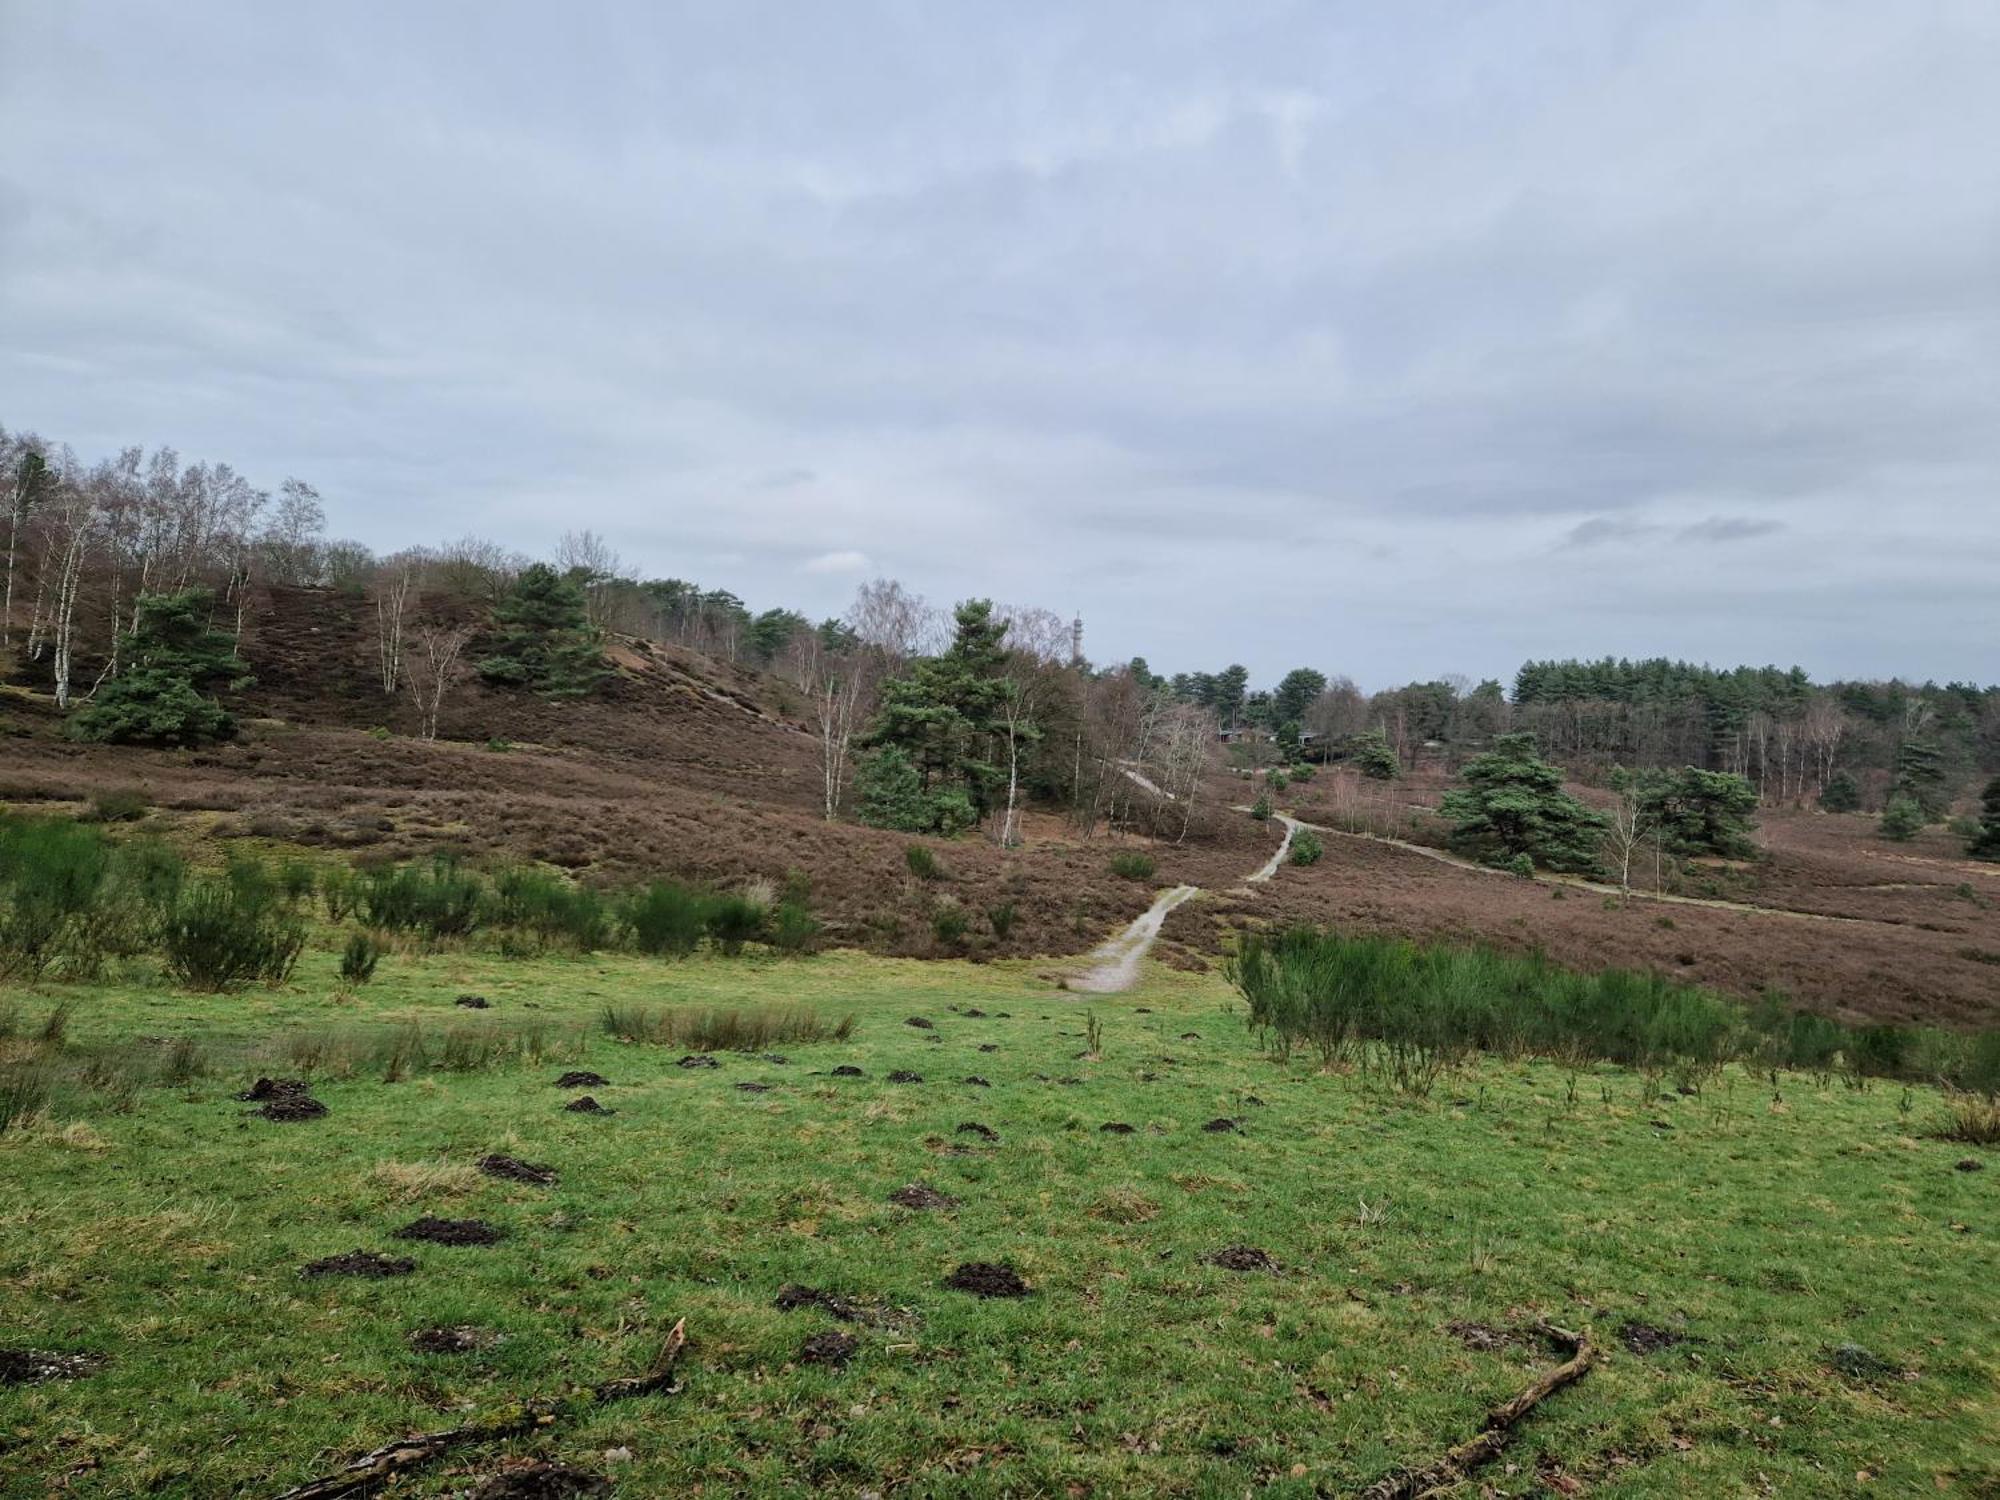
[373,548,428,696]
[406,623,474,741]
[1602,771,1653,902]
[556,528,626,626]
[259,478,327,586]
[995,603,1072,665]
[845,577,944,662]
[785,628,886,820]
[2,431,53,650]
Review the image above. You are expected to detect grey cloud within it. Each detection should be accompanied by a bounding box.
[2,1,1996,685]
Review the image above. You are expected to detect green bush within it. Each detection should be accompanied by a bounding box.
[1289,829,1323,866]
[1352,728,1400,780]
[987,901,1017,940]
[768,899,821,955]
[493,867,610,951]
[1110,851,1157,881]
[1817,772,1861,814]
[339,930,383,985]
[0,814,112,979]
[905,844,941,881]
[1249,796,1272,821]
[624,880,709,957]
[705,892,768,955]
[932,904,969,946]
[88,788,149,823]
[360,858,486,939]
[1879,795,1925,842]
[160,880,306,992]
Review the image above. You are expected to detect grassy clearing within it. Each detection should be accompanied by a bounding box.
[0,948,1995,1496]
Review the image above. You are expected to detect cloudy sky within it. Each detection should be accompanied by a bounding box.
[3,2,1996,688]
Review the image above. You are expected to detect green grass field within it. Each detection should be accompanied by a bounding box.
[3,947,1995,1497]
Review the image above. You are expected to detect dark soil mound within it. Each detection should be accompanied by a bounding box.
[831,1065,864,1078]
[1956,1157,1984,1172]
[455,995,491,1009]
[0,1349,101,1385]
[944,1261,1031,1298]
[889,1182,961,1211]
[1620,1321,1687,1356]
[477,1153,556,1185]
[774,1284,873,1324]
[1206,1245,1278,1273]
[1099,1122,1135,1134]
[977,1043,999,1053]
[258,1094,328,1121]
[564,1095,612,1113]
[905,1016,935,1029]
[963,1007,987,1018]
[1202,1117,1240,1134]
[1179,1031,1201,1040]
[735,1081,773,1093]
[554,1071,609,1088]
[395,1216,503,1247]
[1830,1342,1900,1380]
[955,1122,998,1140]
[236,1077,312,1102]
[466,1462,610,1499]
[961,1075,990,1088]
[1447,1320,1513,1352]
[887,1070,923,1083]
[677,1054,720,1069]
[799,1329,860,1367]
[408,1325,496,1354]
[762,1053,789,1064]
[301,1250,416,1279]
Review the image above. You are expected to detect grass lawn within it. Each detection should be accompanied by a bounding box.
[2,947,1995,1497]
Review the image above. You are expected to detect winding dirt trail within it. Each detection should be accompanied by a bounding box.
[1068,813,1300,992]
[1066,800,1917,993]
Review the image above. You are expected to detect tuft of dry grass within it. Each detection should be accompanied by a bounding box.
[1926,1092,2000,1147]
[367,1159,484,1202]
[600,1003,855,1052]
[1087,1186,1161,1224]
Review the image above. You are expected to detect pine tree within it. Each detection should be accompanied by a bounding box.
[1439,732,1605,873]
[1968,776,2000,861]
[863,600,1010,821]
[68,589,249,747]
[1890,737,1948,821]
[476,564,608,698]
[1352,727,1400,780]
[1817,771,1861,813]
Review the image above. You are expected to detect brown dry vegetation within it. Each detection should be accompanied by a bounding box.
[5,585,1998,1026]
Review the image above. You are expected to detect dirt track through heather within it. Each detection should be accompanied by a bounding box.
[1070,812,1301,992]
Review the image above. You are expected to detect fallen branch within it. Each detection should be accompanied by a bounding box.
[269,1319,686,1500]
[1359,1322,1594,1500]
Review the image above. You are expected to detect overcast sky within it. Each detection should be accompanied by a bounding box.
[3,2,1996,689]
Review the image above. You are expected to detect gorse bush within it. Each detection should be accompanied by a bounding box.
[493,866,610,951]
[1110,851,1157,881]
[1227,926,1998,1095]
[339,930,383,985]
[1289,829,1323,866]
[624,879,709,957]
[0,815,112,979]
[987,900,1017,939]
[160,879,306,992]
[359,858,486,938]
[904,844,942,881]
